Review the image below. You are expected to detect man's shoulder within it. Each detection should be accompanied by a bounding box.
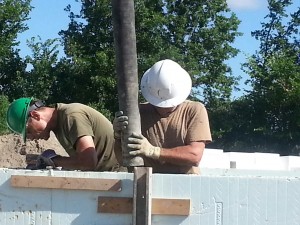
[57,102,86,108]
[180,100,205,109]
[57,103,93,112]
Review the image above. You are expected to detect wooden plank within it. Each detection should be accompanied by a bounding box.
[10,175,122,191]
[132,167,152,225]
[98,197,190,215]
[152,198,190,215]
[98,197,133,214]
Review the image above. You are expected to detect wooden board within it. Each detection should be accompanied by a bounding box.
[10,175,122,191]
[152,198,190,215]
[98,197,190,215]
[98,197,133,214]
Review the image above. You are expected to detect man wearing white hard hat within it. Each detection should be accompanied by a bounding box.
[114,59,212,174]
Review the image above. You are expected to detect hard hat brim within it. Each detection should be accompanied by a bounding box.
[22,97,33,142]
[141,76,192,107]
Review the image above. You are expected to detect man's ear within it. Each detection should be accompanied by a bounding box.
[29,110,40,120]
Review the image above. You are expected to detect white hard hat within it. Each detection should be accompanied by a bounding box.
[141,59,192,108]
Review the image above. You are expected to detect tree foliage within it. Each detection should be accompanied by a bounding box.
[135,0,241,103]
[0,0,31,99]
[21,37,60,99]
[58,0,240,111]
[59,0,118,113]
[214,0,300,155]
[0,95,10,135]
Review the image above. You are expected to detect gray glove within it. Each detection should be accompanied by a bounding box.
[113,111,128,139]
[128,132,161,160]
[36,149,59,169]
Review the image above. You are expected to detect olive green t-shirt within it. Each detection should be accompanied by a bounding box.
[139,100,212,174]
[54,103,117,171]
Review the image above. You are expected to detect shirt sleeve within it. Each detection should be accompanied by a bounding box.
[65,113,94,148]
[186,102,212,143]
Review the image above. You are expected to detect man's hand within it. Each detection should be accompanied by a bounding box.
[36,149,60,169]
[128,132,161,160]
[113,111,128,139]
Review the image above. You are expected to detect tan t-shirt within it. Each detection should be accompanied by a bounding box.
[139,100,212,174]
[54,103,118,171]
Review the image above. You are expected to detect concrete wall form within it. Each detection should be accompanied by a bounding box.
[1,168,300,225]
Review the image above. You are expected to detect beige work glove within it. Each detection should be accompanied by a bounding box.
[113,111,128,139]
[128,132,161,160]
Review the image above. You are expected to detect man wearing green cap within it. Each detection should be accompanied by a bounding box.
[7,98,121,171]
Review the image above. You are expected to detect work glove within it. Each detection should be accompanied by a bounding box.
[36,149,59,169]
[113,111,129,139]
[127,132,161,160]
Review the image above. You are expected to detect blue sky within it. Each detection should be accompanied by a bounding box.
[17,0,298,98]
[227,0,269,97]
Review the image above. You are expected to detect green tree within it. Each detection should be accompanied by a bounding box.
[135,0,241,103]
[59,0,241,113]
[59,0,118,112]
[20,37,61,100]
[221,0,300,154]
[0,0,31,99]
[0,95,10,135]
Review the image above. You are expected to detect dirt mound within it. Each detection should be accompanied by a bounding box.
[0,132,68,169]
